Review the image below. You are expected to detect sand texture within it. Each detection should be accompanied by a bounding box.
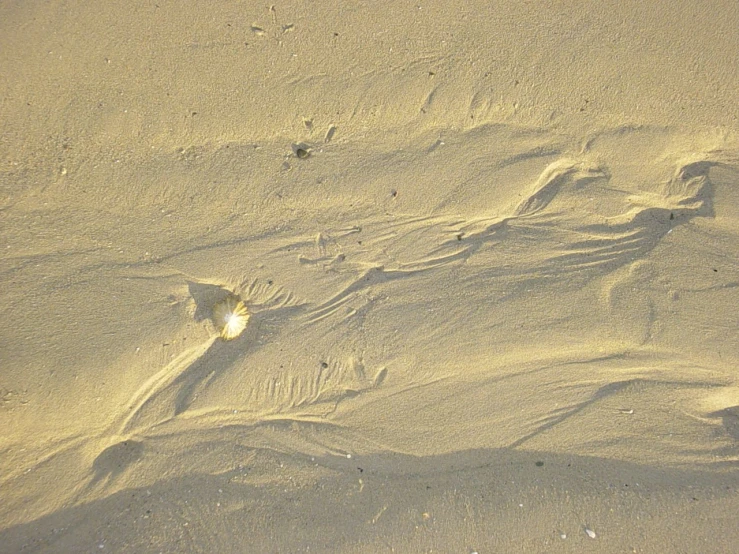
[2,1,739,552]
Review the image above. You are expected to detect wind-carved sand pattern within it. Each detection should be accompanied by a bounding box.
[2,126,737,529]
[110,151,722,447]
[115,278,387,438]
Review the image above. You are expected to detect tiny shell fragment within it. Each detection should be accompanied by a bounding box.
[585,528,597,539]
[212,296,250,340]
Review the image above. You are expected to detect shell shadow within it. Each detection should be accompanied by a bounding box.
[90,440,145,486]
[187,281,235,323]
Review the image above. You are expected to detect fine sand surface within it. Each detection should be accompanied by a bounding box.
[2,1,739,552]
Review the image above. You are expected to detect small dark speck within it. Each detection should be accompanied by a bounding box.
[358,467,364,473]
[535,461,544,467]
[456,233,464,241]
[670,212,675,220]
[321,362,329,368]
[296,148,310,159]
[267,280,273,285]
[713,268,718,272]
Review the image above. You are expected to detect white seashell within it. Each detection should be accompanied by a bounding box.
[585,528,596,539]
[212,296,250,340]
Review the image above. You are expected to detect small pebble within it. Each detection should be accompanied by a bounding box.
[585,528,597,539]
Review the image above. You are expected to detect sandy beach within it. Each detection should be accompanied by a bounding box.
[1,1,738,552]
